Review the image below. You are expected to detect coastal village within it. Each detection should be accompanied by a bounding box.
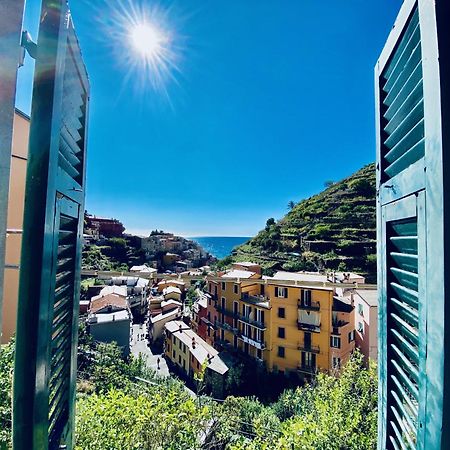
[77,216,378,398]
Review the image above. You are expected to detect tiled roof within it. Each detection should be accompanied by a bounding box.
[90,294,128,314]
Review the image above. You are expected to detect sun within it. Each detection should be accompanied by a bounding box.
[130,23,166,59]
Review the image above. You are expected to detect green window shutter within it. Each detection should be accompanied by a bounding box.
[377,1,449,449]
[13,2,89,450]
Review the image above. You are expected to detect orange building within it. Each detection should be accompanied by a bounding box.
[1,110,29,343]
[205,264,357,378]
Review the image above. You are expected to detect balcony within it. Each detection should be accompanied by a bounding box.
[332,320,349,335]
[297,322,321,333]
[238,333,266,350]
[297,364,317,375]
[241,293,269,307]
[297,343,320,354]
[216,320,238,334]
[238,314,266,330]
[298,299,320,311]
[216,305,238,318]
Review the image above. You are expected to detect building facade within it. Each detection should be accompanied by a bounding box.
[1,109,29,343]
[206,264,357,378]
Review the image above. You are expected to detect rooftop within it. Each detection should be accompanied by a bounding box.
[272,271,328,283]
[90,293,128,314]
[92,285,127,301]
[88,309,130,324]
[163,286,182,296]
[355,289,378,307]
[222,269,257,279]
[151,307,180,324]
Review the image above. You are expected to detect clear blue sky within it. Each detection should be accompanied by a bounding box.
[16,0,402,237]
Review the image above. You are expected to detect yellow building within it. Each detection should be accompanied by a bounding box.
[209,264,356,378]
[1,110,29,343]
[164,320,228,379]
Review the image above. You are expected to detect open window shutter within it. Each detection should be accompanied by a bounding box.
[13,2,89,450]
[377,1,449,448]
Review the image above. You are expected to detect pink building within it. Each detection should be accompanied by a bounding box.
[353,289,378,362]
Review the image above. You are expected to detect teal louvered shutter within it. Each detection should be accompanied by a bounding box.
[377,1,449,449]
[13,1,89,449]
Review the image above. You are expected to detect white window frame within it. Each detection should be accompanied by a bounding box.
[331,336,341,348]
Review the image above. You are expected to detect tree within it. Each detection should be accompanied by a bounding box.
[266,218,276,228]
[324,180,335,188]
[0,339,14,448]
[287,201,295,210]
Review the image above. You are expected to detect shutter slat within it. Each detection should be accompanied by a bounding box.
[391,390,417,436]
[390,267,418,291]
[391,313,418,345]
[384,98,424,150]
[391,405,416,449]
[390,298,418,328]
[389,420,409,450]
[391,344,419,383]
[383,8,419,82]
[391,375,419,419]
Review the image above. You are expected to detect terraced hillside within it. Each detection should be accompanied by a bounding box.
[228,163,377,282]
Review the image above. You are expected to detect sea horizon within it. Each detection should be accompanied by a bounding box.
[188,236,252,259]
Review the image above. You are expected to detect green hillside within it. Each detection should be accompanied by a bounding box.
[228,163,377,282]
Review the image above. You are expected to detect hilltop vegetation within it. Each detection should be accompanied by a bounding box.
[227,163,376,282]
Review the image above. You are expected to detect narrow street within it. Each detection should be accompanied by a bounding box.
[131,323,170,377]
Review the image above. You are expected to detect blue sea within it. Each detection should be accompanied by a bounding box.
[189,236,251,259]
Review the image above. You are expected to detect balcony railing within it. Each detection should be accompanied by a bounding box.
[297,343,320,354]
[332,320,349,335]
[297,364,317,374]
[216,320,238,334]
[238,314,266,330]
[297,322,321,333]
[298,299,320,311]
[241,293,269,306]
[216,305,238,318]
[238,333,266,350]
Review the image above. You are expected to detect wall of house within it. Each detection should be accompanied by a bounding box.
[266,285,333,375]
[166,332,189,375]
[354,296,378,362]
[1,111,29,343]
[90,318,131,356]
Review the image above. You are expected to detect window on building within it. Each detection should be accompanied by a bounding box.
[197,361,200,370]
[275,286,288,298]
[358,321,364,334]
[208,298,211,306]
[301,351,316,368]
[221,282,226,290]
[301,289,312,305]
[358,303,364,316]
[191,354,194,363]
[172,350,175,358]
[332,356,341,369]
[348,330,355,342]
[207,328,211,337]
[207,311,211,321]
[257,349,262,359]
[233,284,239,294]
[278,307,285,318]
[330,336,341,348]
[178,355,181,364]
[277,346,285,358]
[278,327,286,339]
